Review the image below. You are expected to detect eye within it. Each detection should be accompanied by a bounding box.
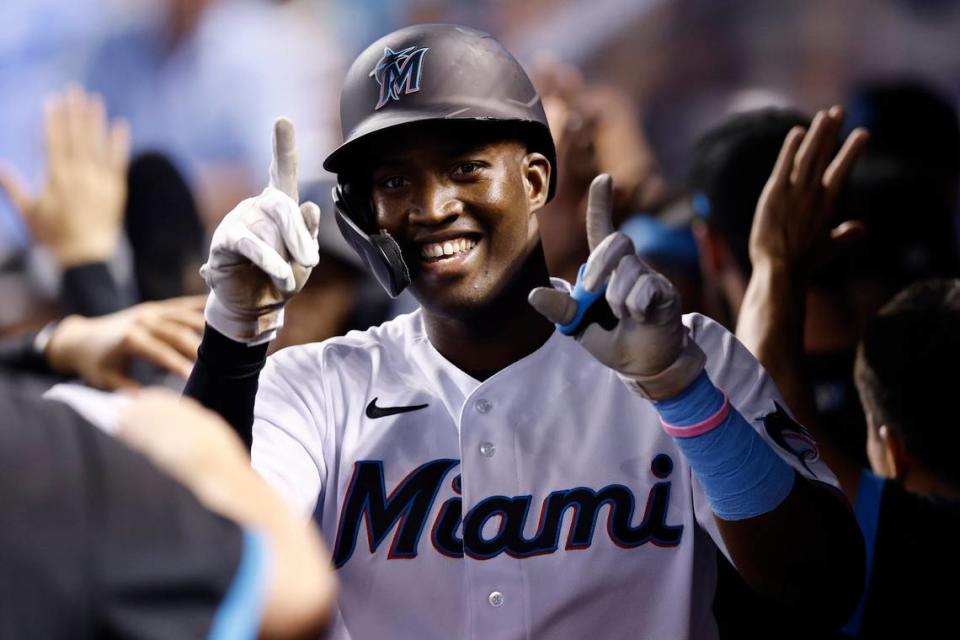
[380,176,409,189]
[452,161,484,177]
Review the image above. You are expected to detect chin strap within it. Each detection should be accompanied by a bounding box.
[332,185,411,298]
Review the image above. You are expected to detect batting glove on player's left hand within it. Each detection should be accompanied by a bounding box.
[529,174,705,401]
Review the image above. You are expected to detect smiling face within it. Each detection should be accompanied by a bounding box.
[365,124,551,316]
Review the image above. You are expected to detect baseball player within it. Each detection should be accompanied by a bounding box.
[187,25,863,639]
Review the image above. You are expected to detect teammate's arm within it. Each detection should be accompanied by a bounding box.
[117,390,336,637]
[736,107,869,498]
[531,168,864,627]
[0,86,133,316]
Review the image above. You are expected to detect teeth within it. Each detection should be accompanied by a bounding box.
[420,238,477,260]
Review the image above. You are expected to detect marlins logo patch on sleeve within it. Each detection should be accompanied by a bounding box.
[761,401,821,476]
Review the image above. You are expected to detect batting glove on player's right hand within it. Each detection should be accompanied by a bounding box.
[200,118,320,344]
[529,174,705,401]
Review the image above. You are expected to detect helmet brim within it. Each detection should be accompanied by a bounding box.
[323,114,558,201]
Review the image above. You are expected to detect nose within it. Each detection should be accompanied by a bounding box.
[408,177,463,227]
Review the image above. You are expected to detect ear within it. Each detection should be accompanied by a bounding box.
[878,424,910,481]
[522,152,551,214]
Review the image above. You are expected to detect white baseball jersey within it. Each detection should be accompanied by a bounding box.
[252,296,836,640]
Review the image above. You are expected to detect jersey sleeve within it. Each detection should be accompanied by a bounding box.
[252,346,330,518]
[683,313,841,558]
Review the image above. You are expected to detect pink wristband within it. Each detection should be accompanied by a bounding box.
[660,393,731,438]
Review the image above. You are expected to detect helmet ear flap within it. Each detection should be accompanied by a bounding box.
[332,185,411,298]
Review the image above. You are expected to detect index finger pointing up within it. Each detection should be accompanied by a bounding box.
[586,174,615,250]
[270,117,299,201]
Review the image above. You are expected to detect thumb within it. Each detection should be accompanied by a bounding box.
[821,220,866,264]
[0,162,31,214]
[829,220,866,250]
[300,201,321,239]
[528,287,578,325]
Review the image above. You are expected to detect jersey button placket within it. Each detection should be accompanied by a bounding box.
[462,384,525,638]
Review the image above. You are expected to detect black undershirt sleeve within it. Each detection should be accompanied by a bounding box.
[61,262,131,317]
[183,325,268,449]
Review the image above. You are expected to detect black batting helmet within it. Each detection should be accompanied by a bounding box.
[323,24,557,297]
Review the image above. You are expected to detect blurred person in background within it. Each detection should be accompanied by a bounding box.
[688,107,810,328]
[0,85,133,320]
[688,107,878,477]
[0,0,103,252]
[737,109,960,639]
[690,106,867,640]
[83,0,342,228]
[0,385,335,639]
[0,86,213,392]
[530,61,706,316]
[806,79,960,472]
[695,81,960,479]
[0,294,204,393]
[841,79,960,318]
[124,151,207,302]
[0,83,384,399]
[0,0,340,333]
[533,59,667,283]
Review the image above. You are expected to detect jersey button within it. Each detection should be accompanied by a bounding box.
[479,442,496,457]
[488,591,504,608]
[475,398,493,414]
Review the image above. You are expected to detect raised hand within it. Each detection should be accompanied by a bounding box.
[199,118,321,344]
[528,174,705,400]
[0,85,130,267]
[749,106,869,274]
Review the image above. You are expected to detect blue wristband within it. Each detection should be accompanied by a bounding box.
[655,372,796,520]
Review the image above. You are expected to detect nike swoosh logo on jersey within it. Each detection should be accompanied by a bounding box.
[365,398,429,419]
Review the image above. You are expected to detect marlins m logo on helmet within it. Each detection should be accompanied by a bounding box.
[370,46,429,110]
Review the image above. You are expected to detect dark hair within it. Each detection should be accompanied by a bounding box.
[840,79,960,294]
[854,278,960,484]
[124,152,205,301]
[687,109,810,278]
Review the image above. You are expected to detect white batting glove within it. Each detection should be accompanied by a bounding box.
[529,174,706,400]
[200,118,320,344]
